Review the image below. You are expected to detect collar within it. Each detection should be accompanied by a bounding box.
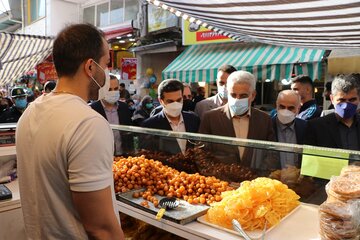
[300,99,317,112]
[164,112,184,125]
[335,113,359,127]
[101,100,118,111]
[276,117,295,131]
[215,93,226,106]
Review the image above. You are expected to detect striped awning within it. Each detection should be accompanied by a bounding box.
[0,32,53,85]
[147,0,360,49]
[162,42,325,83]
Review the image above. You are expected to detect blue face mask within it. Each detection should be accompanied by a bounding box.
[335,102,357,119]
[145,103,153,109]
[15,98,27,109]
[228,96,249,116]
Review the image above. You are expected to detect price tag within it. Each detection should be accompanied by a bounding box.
[300,147,349,179]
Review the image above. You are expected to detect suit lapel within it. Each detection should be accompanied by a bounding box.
[159,110,173,131]
[222,105,236,137]
[328,114,343,148]
[356,114,360,149]
[98,101,107,120]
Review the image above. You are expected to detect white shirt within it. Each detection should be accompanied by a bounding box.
[165,113,187,154]
[230,107,251,159]
[16,93,118,239]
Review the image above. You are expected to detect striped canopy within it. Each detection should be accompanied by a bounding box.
[147,0,360,49]
[0,32,53,85]
[162,42,325,83]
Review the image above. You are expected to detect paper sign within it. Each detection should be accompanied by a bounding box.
[300,147,349,179]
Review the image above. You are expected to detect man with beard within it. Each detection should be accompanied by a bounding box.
[16,24,124,239]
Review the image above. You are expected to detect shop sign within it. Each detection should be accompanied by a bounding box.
[36,62,58,84]
[148,4,178,32]
[121,58,137,80]
[182,20,233,46]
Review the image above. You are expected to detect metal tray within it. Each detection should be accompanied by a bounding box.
[116,189,209,225]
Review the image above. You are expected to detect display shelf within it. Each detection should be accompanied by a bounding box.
[110,124,360,160]
[0,179,21,212]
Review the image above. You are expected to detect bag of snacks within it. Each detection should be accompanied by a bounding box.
[319,165,360,240]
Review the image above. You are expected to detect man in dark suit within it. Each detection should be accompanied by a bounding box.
[272,90,307,168]
[305,73,360,150]
[199,70,278,171]
[90,74,133,155]
[142,79,200,154]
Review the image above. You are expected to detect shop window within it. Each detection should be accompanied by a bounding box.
[110,0,124,24]
[27,0,45,25]
[124,0,138,21]
[83,6,95,25]
[96,2,109,27]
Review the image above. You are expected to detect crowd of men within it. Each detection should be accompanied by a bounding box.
[13,23,360,239]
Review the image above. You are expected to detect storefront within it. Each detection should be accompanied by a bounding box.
[162,42,325,106]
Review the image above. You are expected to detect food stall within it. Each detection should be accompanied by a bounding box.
[1,124,359,239]
[110,125,360,240]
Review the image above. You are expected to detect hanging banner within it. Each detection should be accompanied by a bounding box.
[148,4,178,33]
[121,58,137,80]
[36,62,58,84]
[182,20,233,46]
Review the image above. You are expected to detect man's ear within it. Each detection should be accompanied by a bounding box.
[330,94,335,106]
[84,59,93,76]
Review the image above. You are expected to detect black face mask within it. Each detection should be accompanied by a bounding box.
[182,99,194,111]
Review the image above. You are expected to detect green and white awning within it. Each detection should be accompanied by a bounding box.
[162,42,325,83]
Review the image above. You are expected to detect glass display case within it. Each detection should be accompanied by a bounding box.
[111,124,360,204]
[111,124,360,239]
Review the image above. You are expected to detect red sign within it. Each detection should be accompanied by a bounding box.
[196,30,229,42]
[36,62,58,84]
[121,58,137,80]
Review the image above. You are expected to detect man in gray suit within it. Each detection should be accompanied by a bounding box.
[199,70,278,171]
[194,64,236,119]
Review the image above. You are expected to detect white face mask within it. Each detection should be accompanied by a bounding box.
[277,109,296,124]
[164,101,183,117]
[218,85,228,99]
[104,90,120,104]
[90,61,110,100]
[228,96,249,116]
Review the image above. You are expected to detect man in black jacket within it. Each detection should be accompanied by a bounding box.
[90,74,133,155]
[0,87,28,123]
[305,73,360,150]
[142,79,200,154]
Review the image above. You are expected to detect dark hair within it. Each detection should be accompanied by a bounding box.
[291,75,314,90]
[53,24,105,78]
[218,64,237,75]
[325,81,332,92]
[44,80,56,92]
[332,73,360,96]
[120,83,125,88]
[158,79,184,99]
